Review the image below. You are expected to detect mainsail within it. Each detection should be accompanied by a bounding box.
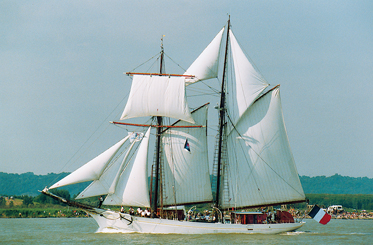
[221,87,305,209]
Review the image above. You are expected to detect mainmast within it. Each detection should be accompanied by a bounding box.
[152,36,164,216]
[215,17,230,208]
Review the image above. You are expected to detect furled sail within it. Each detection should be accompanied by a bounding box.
[220,87,305,209]
[161,104,213,206]
[103,127,151,207]
[227,31,269,126]
[49,136,129,189]
[120,75,195,124]
[184,28,224,85]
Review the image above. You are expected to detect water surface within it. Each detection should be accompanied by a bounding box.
[1,218,371,244]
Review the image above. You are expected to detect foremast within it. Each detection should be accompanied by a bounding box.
[152,36,164,217]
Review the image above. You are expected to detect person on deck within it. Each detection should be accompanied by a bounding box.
[98,196,104,208]
[145,208,151,217]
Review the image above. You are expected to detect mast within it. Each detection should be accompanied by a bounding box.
[152,36,164,216]
[215,16,230,208]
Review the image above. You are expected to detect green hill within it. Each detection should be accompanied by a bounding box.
[0,172,372,196]
[300,174,373,194]
[0,172,88,196]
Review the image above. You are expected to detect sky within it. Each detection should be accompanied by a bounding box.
[1,0,372,178]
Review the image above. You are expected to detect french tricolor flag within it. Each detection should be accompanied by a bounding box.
[308,205,331,225]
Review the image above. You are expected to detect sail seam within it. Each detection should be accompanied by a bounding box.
[226,117,267,205]
[226,109,305,199]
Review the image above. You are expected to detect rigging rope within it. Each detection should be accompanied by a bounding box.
[49,71,133,187]
[225,111,305,199]
[129,52,162,73]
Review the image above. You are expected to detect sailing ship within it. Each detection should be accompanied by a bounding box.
[42,18,307,234]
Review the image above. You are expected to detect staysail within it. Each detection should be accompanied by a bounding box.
[120,75,195,124]
[49,136,129,189]
[103,127,151,207]
[220,87,305,209]
[75,138,138,199]
[161,104,212,206]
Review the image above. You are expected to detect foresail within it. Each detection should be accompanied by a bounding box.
[184,28,224,85]
[103,127,151,207]
[75,139,137,199]
[49,136,129,189]
[161,104,213,206]
[227,31,269,126]
[120,75,195,124]
[221,87,305,209]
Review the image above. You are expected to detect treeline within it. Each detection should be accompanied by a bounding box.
[0,190,89,218]
[1,190,99,218]
[1,207,88,218]
[0,189,71,208]
[1,172,372,196]
[0,172,89,196]
[300,174,373,194]
[1,192,372,212]
[305,194,373,210]
[0,189,101,209]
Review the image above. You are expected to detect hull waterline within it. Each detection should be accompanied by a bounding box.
[89,210,304,234]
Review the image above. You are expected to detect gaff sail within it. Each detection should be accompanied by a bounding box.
[221,87,305,209]
[161,104,212,206]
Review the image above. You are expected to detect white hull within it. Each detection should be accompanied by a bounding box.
[89,210,304,234]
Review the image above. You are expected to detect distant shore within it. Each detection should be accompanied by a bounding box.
[1,197,372,219]
[3,207,373,220]
[1,207,89,218]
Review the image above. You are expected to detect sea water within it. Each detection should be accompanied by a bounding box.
[1,218,372,244]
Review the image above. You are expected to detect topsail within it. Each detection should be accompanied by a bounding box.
[227,31,269,127]
[184,28,224,85]
[121,75,195,124]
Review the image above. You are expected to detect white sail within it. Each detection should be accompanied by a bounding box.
[43,21,308,235]
[161,104,212,206]
[108,133,143,194]
[120,75,195,124]
[220,87,305,209]
[50,136,129,189]
[103,127,151,207]
[75,139,137,199]
[184,28,224,85]
[227,31,269,126]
